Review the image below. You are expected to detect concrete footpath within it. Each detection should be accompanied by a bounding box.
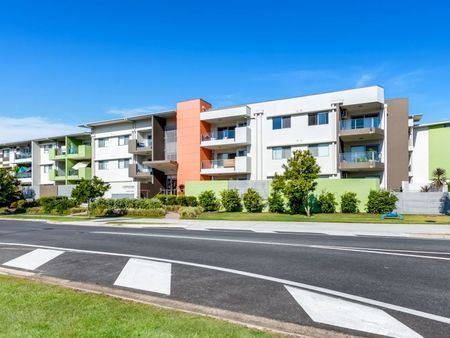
[59,217,450,239]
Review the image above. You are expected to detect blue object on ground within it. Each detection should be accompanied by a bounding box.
[381,212,404,220]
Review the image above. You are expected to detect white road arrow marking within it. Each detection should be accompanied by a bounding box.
[114,258,172,295]
[286,285,423,338]
[3,248,64,270]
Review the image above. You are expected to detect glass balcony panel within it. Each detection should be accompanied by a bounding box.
[340,151,381,163]
[340,117,381,130]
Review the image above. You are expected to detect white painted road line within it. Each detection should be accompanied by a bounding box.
[114,258,171,295]
[286,286,423,338]
[1,241,449,325]
[90,231,450,261]
[3,248,64,270]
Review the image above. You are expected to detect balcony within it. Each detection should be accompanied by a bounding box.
[128,139,152,155]
[49,148,66,160]
[67,145,92,160]
[200,105,251,123]
[128,163,152,179]
[339,151,384,172]
[16,171,32,179]
[339,117,384,142]
[67,167,92,181]
[14,152,32,162]
[201,127,251,150]
[200,156,251,176]
[49,169,67,181]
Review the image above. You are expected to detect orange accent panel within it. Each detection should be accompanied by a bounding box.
[176,99,212,188]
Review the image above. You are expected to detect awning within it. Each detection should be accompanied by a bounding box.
[72,161,89,170]
[142,160,177,175]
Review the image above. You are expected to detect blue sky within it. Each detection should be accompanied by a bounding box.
[1,0,449,141]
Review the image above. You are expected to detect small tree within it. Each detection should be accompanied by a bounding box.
[242,188,264,213]
[366,190,398,214]
[198,190,220,212]
[317,191,337,213]
[220,189,242,212]
[277,150,320,216]
[268,174,285,213]
[340,192,360,213]
[71,176,110,215]
[432,168,447,191]
[0,168,22,207]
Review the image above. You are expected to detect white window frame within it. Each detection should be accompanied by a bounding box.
[98,138,107,148]
[118,135,129,146]
[118,158,129,169]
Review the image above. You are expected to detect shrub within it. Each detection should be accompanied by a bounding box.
[35,196,77,215]
[9,201,18,209]
[165,205,180,212]
[91,207,126,217]
[220,189,242,212]
[340,192,360,213]
[0,207,10,215]
[91,198,114,209]
[366,190,398,214]
[126,208,165,218]
[68,207,88,215]
[155,194,167,205]
[165,195,178,206]
[268,191,285,213]
[198,190,220,212]
[185,196,198,207]
[179,206,203,219]
[317,191,337,213]
[176,196,188,206]
[242,188,264,213]
[26,207,45,215]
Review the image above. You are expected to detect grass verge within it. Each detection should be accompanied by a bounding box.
[196,212,450,224]
[0,275,279,338]
[0,214,93,222]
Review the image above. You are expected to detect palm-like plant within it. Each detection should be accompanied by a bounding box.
[432,168,447,191]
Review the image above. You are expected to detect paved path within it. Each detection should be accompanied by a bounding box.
[64,217,450,239]
[1,219,449,337]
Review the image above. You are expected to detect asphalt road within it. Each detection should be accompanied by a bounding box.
[0,219,449,338]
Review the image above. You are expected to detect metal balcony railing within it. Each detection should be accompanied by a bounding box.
[201,130,235,141]
[340,117,381,130]
[201,159,236,169]
[16,172,32,178]
[15,152,32,159]
[340,151,381,163]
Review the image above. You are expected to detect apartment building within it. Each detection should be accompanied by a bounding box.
[178,86,409,190]
[408,120,450,190]
[0,85,415,198]
[81,111,177,198]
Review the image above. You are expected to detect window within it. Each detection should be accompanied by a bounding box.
[98,160,108,170]
[118,159,129,169]
[308,112,329,126]
[237,149,247,157]
[309,144,329,157]
[272,116,291,130]
[118,135,129,146]
[2,149,10,159]
[272,146,291,160]
[43,144,53,154]
[237,121,247,127]
[98,138,107,148]
[43,165,52,174]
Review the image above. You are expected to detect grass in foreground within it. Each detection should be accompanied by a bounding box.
[0,214,93,222]
[0,275,279,338]
[196,212,450,224]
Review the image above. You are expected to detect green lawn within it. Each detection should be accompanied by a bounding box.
[0,214,93,222]
[196,212,450,224]
[0,275,280,338]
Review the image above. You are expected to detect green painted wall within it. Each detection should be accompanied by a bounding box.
[185,178,380,211]
[315,178,380,211]
[428,125,450,179]
[185,180,229,197]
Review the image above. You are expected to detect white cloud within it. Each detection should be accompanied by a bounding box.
[106,105,168,117]
[0,116,83,143]
[355,73,373,87]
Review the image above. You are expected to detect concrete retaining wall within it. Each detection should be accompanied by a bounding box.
[395,192,450,215]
